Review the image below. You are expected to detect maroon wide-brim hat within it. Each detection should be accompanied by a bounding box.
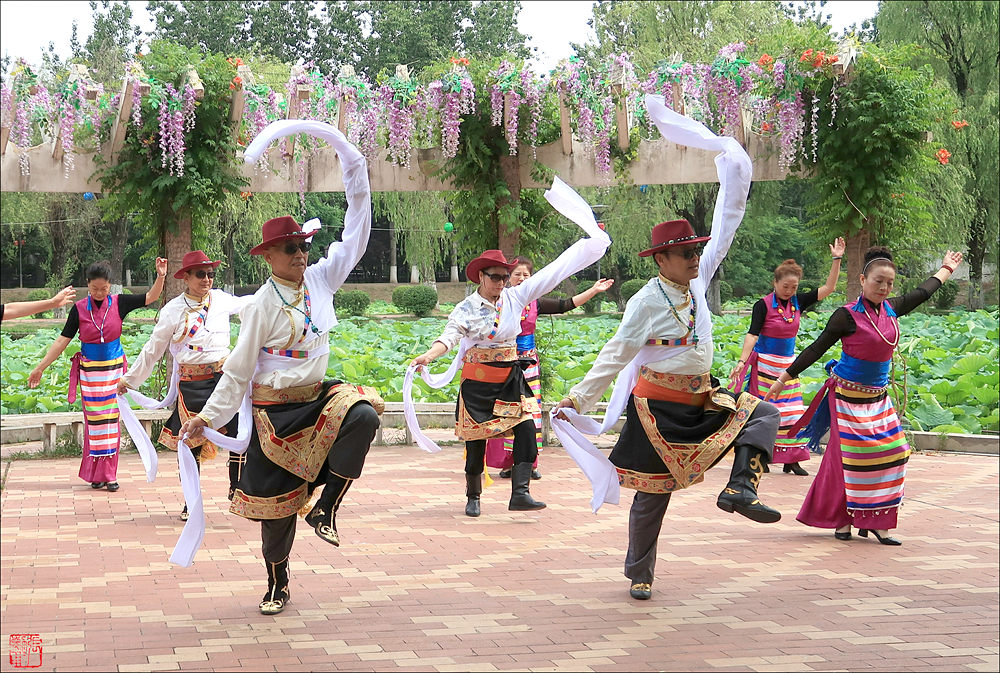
[638,219,711,257]
[250,215,312,255]
[173,250,222,279]
[465,249,517,284]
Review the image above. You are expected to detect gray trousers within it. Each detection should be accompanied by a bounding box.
[260,403,380,564]
[624,401,780,584]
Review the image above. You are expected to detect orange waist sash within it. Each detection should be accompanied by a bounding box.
[461,362,512,384]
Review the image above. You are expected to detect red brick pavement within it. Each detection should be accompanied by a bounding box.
[1,446,997,672]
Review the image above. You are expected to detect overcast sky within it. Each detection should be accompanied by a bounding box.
[0,0,879,73]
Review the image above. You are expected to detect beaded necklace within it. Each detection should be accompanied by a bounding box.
[774,295,797,323]
[269,278,320,342]
[655,278,697,343]
[859,297,899,347]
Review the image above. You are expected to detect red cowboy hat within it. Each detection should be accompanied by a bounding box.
[250,216,314,255]
[465,249,517,284]
[173,250,222,279]
[638,220,711,257]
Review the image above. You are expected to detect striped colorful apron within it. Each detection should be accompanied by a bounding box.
[794,298,909,531]
[746,293,810,464]
[69,295,126,484]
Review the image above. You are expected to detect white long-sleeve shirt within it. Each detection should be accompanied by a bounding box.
[122,289,252,388]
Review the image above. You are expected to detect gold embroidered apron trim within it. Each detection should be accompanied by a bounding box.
[465,345,517,363]
[638,367,714,393]
[251,381,325,405]
[230,482,309,520]
[179,358,226,380]
[632,389,759,491]
[455,394,540,441]
[158,388,220,460]
[254,383,385,481]
[616,468,682,494]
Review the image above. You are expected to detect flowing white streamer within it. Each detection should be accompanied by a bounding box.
[549,96,753,512]
[402,178,610,453]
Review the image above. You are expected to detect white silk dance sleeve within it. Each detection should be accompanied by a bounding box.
[244,119,373,331]
[403,177,611,453]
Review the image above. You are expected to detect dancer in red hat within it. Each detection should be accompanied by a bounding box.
[180,124,382,615]
[118,250,253,520]
[29,257,167,492]
[554,219,782,601]
[409,177,611,518]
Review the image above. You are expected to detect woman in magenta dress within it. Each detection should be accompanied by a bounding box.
[29,258,167,491]
[730,238,845,476]
[487,257,613,479]
[766,246,963,545]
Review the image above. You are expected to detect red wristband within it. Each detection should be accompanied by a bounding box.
[941,265,955,274]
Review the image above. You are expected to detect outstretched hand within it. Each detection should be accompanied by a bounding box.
[592,278,614,293]
[764,379,785,402]
[829,237,846,258]
[942,250,963,270]
[52,285,76,308]
[155,257,168,277]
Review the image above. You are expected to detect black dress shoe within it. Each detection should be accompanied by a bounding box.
[498,469,511,479]
[106,482,120,492]
[180,505,189,521]
[531,469,542,480]
[91,482,107,489]
[858,529,901,545]
[834,531,852,541]
[783,462,809,476]
[629,582,652,600]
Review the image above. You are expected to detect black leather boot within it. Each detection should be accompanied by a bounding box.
[259,557,290,615]
[783,462,809,476]
[508,462,546,511]
[465,473,482,517]
[305,474,352,546]
[717,445,781,523]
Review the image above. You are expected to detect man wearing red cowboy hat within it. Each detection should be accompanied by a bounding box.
[180,181,382,613]
[555,219,782,601]
[119,250,253,521]
[409,180,612,517]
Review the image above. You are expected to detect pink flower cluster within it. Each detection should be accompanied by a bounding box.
[158,83,189,177]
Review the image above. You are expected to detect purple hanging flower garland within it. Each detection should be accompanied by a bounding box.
[431,59,476,159]
[378,68,418,168]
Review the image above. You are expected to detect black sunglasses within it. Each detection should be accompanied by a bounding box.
[669,245,704,260]
[193,269,216,279]
[482,272,511,283]
[283,241,312,255]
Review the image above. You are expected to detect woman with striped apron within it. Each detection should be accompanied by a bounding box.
[29,258,167,490]
[486,256,613,480]
[766,246,963,545]
[730,241,844,475]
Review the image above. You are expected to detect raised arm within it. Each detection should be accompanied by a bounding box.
[145,257,168,305]
[509,178,611,307]
[817,238,846,300]
[644,94,753,282]
[245,120,371,294]
[888,251,963,317]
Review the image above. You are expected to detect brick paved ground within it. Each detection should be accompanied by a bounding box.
[1,445,997,672]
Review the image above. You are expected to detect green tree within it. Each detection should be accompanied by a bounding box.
[875,0,1000,308]
[83,1,144,81]
[807,44,951,298]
